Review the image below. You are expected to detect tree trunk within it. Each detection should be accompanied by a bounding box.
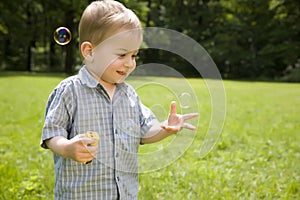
[146,0,152,27]
[26,3,32,72]
[65,42,74,74]
[26,45,31,72]
[64,9,75,74]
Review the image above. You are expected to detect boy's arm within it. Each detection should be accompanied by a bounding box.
[46,135,98,163]
[139,120,173,144]
[41,81,98,163]
[140,101,198,144]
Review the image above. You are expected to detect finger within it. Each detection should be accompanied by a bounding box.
[86,145,98,154]
[169,101,177,115]
[161,125,181,133]
[79,146,97,162]
[80,137,96,146]
[182,113,199,120]
[77,134,87,138]
[182,123,196,130]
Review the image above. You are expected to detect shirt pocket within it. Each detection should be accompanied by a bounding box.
[117,118,141,153]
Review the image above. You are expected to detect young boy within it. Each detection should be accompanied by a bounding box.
[41,0,198,199]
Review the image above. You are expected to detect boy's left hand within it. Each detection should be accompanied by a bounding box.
[161,101,198,134]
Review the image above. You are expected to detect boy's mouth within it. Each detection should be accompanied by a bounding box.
[117,70,127,76]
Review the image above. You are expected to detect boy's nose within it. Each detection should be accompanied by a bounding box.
[124,57,134,68]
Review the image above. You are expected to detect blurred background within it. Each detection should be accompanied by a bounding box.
[1,1,299,199]
[0,0,299,81]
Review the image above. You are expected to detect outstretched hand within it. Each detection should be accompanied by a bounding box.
[161,101,198,134]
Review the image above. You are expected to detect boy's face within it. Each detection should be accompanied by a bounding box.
[100,47,139,84]
[85,29,142,85]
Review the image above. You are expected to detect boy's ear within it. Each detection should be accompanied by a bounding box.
[81,42,93,62]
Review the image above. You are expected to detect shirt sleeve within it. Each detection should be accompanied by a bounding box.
[138,98,157,138]
[40,80,76,149]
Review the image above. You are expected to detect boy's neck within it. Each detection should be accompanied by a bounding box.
[86,67,116,100]
[98,79,116,101]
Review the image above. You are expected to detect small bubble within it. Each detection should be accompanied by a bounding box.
[179,92,192,109]
[53,27,72,45]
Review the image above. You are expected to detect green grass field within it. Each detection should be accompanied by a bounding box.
[0,73,299,199]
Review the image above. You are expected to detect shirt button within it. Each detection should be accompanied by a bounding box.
[116,177,120,181]
[114,129,118,134]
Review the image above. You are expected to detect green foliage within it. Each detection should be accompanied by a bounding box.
[1,0,299,79]
[0,73,299,199]
[281,67,300,82]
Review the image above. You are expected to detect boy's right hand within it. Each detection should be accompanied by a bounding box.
[46,134,99,163]
[66,134,98,163]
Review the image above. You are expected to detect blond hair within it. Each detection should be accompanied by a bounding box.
[79,0,142,48]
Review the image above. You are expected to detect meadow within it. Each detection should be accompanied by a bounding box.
[0,73,299,199]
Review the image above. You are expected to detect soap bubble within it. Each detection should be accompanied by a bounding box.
[82,27,226,173]
[53,27,72,45]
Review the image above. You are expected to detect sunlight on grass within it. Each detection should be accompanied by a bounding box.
[0,73,299,199]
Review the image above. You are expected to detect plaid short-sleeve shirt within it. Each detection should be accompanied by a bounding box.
[41,66,155,200]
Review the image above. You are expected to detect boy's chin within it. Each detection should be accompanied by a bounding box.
[109,80,124,85]
[116,79,125,84]
[116,77,127,83]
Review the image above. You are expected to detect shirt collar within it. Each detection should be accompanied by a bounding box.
[78,65,99,88]
[78,65,129,92]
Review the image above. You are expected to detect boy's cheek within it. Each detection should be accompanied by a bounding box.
[86,53,118,77]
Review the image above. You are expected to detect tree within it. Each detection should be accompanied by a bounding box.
[0,0,299,80]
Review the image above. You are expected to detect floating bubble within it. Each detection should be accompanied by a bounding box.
[86,28,225,173]
[179,92,192,109]
[53,27,72,45]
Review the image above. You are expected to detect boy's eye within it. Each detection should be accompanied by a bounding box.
[132,54,139,60]
[116,53,139,60]
[117,54,126,57]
